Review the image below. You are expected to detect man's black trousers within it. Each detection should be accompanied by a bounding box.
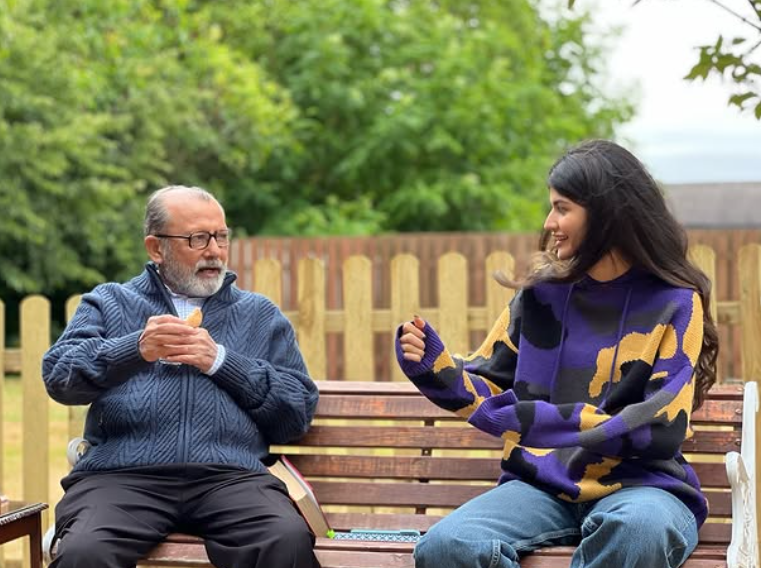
[50,464,319,568]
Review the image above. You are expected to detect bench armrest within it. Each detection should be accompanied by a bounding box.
[727,381,758,568]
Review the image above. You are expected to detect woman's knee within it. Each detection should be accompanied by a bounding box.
[579,489,698,567]
[415,526,519,568]
[587,488,696,541]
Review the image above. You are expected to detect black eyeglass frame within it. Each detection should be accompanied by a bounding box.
[153,230,232,250]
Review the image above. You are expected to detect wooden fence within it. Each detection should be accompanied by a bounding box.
[1,244,761,566]
[228,229,761,381]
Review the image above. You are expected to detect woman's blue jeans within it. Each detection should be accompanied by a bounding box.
[414,481,698,568]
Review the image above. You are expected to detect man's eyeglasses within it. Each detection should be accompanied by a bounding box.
[153,230,232,250]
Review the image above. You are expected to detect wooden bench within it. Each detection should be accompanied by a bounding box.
[135,380,758,568]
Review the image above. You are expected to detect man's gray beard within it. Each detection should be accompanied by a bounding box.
[159,245,226,298]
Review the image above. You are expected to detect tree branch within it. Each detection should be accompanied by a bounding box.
[745,37,761,57]
[706,0,761,32]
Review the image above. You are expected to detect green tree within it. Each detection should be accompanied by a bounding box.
[569,0,761,118]
[0,0,631,302]
[683,1,761,118]
[207,0,631,234]
[0,0,297,299]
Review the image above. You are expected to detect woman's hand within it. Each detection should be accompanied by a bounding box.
[399,315,427,362]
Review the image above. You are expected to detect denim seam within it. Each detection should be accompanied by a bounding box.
[666,509,696,566]
[667,544,686,568]
[488,539,501,568]
[511,527,580,553]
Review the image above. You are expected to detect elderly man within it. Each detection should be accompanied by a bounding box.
[42,186,320,568]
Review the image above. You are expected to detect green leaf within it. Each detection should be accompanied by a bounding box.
[728,92,756,107]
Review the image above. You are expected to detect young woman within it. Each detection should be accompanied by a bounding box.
[396,139,719,568]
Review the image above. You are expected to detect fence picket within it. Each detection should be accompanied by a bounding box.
[485,252,515,334]
[390,255,420,382]
[297,257,326,379]
[438,253,469,357]
[343,256,373,381]
[254,259,283,308]
[20,295,51,568]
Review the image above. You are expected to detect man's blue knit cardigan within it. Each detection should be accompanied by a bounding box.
[42,263,319,474]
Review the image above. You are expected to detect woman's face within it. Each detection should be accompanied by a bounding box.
[544,187,588,260]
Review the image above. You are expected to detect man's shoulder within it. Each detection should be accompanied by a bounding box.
[230,288,279,310]
[84,270,154,301]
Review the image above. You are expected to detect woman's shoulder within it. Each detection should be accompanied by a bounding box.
[636,273,697,301]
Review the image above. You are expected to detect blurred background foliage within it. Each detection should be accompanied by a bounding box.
[0,0,632,309]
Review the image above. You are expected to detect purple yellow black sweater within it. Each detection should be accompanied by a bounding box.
[396,268,707,527]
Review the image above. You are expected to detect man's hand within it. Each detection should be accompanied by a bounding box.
[139,315,218,374]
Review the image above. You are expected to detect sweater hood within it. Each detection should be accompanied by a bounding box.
[574,266,656,291]
[549,267,643,406]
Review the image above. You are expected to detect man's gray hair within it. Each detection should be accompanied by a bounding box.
[144,185,219,236]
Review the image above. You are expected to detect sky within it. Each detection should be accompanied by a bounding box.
[574,0,761,184]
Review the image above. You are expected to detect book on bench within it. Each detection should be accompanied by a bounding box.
[266,455,333,538]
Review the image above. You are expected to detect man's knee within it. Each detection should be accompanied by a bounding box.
[270,514,314,549]
[213,514,317,568]
[52,532,120,568]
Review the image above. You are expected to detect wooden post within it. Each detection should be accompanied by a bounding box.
[343,256,373,381]
[390,254,420,382]
[297,258,326,380]
[21,295,50,568]
[738,244,761,563]
[738,245,761,383]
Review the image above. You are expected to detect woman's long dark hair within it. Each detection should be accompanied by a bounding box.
[507,139,718,409]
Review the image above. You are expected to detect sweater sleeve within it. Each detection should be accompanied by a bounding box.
[395,291,522,417]
[468,291,704,460]
[208,301,319,445]
[42,288,149,405]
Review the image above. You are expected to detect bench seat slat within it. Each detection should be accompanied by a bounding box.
[520,549,728,568]
[315,549,413,568]
[147,537,730,568]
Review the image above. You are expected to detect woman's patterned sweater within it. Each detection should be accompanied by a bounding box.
[396,268,708,527]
